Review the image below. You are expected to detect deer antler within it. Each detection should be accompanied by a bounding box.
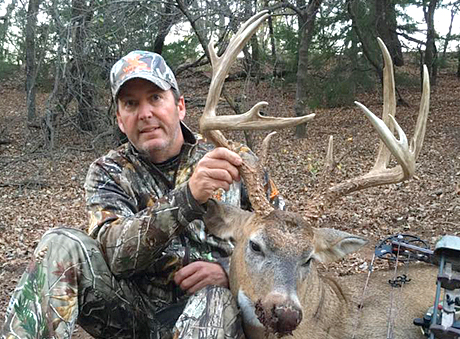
[306,37,430,217]
[200,11,315,216]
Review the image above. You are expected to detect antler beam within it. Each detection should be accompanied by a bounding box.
[200,11,315,216]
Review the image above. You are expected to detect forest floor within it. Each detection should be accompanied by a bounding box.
[0,65,459,337]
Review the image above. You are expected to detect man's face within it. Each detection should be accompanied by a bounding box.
[116,78,186,163]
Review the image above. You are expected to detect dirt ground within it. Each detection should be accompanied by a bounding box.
[0,66,459,337]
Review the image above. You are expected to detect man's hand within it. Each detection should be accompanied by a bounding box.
[189,147,242,204]
[174,261,229,294]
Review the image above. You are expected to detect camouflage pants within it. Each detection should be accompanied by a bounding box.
[1,228,244,339]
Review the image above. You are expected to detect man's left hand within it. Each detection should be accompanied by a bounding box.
[174,261,229,294]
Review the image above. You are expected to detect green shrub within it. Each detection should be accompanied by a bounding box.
[307,57,375,109]
[0,61,20,80]
[394,70,420,88]
[162,34,200,70]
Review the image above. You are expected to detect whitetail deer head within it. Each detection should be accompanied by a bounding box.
[200,11,430,338]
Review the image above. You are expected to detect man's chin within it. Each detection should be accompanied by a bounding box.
[136,141,176,161]
[138,142,166,154]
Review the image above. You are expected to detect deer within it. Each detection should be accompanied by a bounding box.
[198,11,434,339]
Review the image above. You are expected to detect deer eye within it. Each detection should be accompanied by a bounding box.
[302,258,312,267]
[249,240,262,254]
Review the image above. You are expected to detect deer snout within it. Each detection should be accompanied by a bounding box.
[273,302,303,334]
[255,293,303,336]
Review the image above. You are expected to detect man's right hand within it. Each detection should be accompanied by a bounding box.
[188,147,242,204]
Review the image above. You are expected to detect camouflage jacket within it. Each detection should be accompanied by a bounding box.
[84,123,281,307]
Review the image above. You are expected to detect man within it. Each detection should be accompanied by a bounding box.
[1,51,281,339]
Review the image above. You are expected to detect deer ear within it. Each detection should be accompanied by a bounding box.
[203,199,253,242]
[312,228,368,263]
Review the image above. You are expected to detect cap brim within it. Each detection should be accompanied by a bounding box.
[114,73,172,100]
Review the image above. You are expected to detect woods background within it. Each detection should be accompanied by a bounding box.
[0,0,460,335]
[1,0,459,143]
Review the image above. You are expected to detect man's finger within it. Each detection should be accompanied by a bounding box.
[202,168,235,186]
[197,158,240,182]
[174,262,229,293]
[179,270,206,292]
[207,148,242,167]
[186,279,209,295]
[174,264,197,286]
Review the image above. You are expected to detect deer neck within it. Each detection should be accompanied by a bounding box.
[296,268,350,338]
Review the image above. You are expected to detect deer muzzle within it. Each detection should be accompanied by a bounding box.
[254,294,303,336]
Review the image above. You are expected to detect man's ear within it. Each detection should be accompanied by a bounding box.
[116,110,126,134]
[203,199,253,242]
[177,96,186,121]
[312,228,368,263]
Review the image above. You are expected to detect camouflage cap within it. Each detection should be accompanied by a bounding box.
[110,50,179,100]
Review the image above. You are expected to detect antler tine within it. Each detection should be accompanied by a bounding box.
[355,38,429,176]
[305,38,430,216]
[202,11,270,148]
[352,37,430,179]
[373,37,397,171]
[202,102,316,131]
[201,10,315,147]
[354,103,413,177]
[260,131,277,169]
[413,65,430,159]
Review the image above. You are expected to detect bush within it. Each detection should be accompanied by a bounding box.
[394,70,420,89]
[162,34,200,70]
[0,61,20,81]
[307,55,375,109]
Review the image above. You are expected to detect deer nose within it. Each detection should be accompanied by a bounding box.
[255,293,303,335]
[272,303,303,335]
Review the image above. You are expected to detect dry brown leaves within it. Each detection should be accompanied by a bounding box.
[0,69,459,337]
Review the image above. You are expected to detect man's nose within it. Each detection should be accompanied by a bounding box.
[138,101,153,120]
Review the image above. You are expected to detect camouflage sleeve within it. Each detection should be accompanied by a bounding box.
[84,158,205,278]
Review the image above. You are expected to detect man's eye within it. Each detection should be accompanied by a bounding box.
[151,94,161,101]
[124,100,136,108]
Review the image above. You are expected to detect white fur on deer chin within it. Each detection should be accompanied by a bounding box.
[238,289,264,328]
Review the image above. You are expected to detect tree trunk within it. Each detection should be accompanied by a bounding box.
[176,0,210,61]
[241,0,260,78]
[0,0,17,60]
[153,3,172,55]
[345,30,359,98]
[373,0,404,66]
[441,4,457,60]
[457,47,460,78]
[71,0,96,131]
[423,0,438,86]
[264,0,277,76]
[347,0,382,79]
[43,30,65,150]
[294,0,322,138]
[25,0,41,123]
[250,35,260,80]
[153,0,181,54]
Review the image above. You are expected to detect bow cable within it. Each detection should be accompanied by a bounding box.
[351,253,376,339]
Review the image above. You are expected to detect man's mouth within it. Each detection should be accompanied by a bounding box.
[140,126,160,134]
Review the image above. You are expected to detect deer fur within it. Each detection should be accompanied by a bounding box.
[204,200,437,339]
